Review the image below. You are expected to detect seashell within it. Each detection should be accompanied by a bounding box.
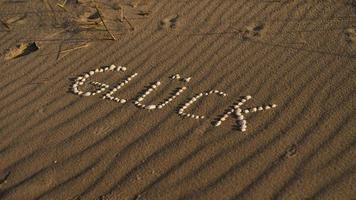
[237,115,244,120]
[83,92,92,96]
[215,121,222,127]
[147,105,156,110]
[109,64,116,70]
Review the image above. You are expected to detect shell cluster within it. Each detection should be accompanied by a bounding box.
[214,95,251,129]
[214,95,277,132]
[72,66,278,132]
[177,90,228,120]
[134,81,188,110]
[243,104,277,114]
[71,64,126,96]
[171,73,191,83]
[102,72,139,104]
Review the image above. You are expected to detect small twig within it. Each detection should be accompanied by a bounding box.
[0,18,11,30]
[119,5,124,22]
[124,16,135,31]
[56,1,77,18]
[57,43,90,60]
[0,171,11,185]
[95,4,117,40]
[60,43,90,54]
[57,0,67,7]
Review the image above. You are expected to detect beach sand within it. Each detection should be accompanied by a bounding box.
[0,0,355,199]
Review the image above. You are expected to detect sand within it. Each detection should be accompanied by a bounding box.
[0,0,355,199]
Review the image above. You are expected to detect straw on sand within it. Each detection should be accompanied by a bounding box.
[94,4,117,40]
[0,18,10,30]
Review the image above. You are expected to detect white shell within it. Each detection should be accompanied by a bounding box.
[83,92,92,96]
[147,105,156,110]
[109,64,116,70]
[215,121,222,127]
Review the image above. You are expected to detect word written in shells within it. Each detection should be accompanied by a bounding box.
[71,65,277,132]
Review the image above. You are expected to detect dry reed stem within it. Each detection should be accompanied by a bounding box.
[57,43,90,60]
[120,6,124,22]
[0,18,10,30]
[57,0,68,8]
[124,16,135,31]
[60,43,90,54]
[95,4,117,40]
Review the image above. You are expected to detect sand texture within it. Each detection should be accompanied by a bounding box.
[0,0,355,199]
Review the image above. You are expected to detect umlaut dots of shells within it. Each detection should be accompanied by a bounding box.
[71,65,277,132]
